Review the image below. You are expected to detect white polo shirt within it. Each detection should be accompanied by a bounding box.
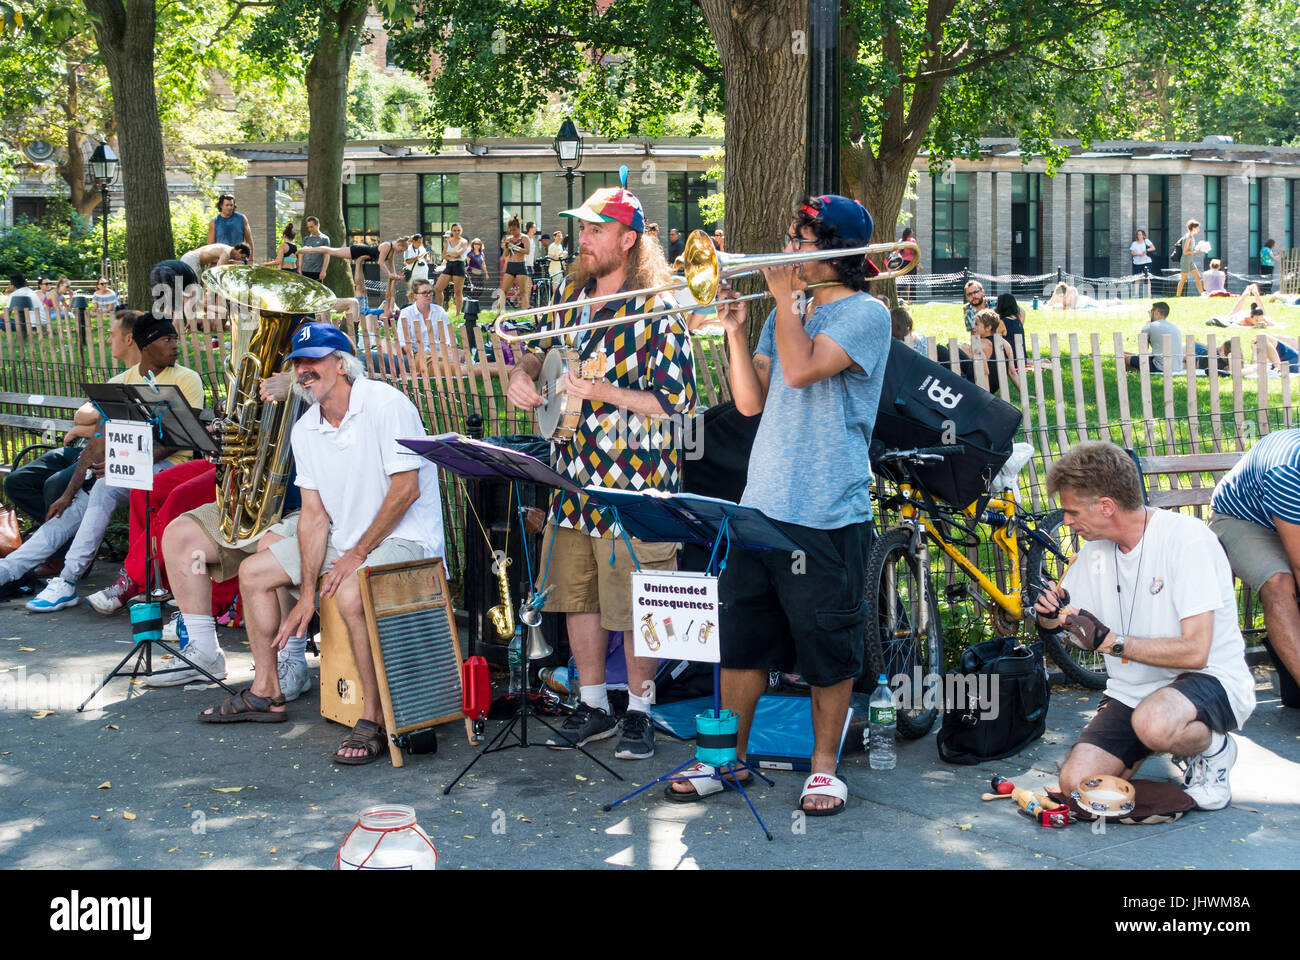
[290,376,444,560]
[394,302,452,352]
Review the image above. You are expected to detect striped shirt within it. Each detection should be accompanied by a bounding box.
[1211,429,1300,530]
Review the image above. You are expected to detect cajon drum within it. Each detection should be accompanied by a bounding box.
[317,556,470,767]
[318,592,365,728]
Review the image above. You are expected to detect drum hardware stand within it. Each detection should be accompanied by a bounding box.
[399,437,797,824]
[77,382,236,711]
[443,480,622,794]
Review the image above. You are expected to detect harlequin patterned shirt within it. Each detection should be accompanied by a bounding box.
[529,277,696,537]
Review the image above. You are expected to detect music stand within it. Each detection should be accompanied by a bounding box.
[400,435,624,792]
[583,490,799,841]
[402,436,805,838]
[77,381,229,711]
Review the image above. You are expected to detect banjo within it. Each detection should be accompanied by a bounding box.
[536,346,604,443]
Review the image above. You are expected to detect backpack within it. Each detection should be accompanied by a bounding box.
[1170,237,1184,263]
[936,637,1049,764]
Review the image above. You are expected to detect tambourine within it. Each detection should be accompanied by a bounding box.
[1071,774,1136,817]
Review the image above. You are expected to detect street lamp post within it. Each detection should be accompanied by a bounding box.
[89,141,120,281]
[553,119,584,265]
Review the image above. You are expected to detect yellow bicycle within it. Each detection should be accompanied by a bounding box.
[866,445,1103,739]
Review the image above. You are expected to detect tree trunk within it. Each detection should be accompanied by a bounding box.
[84,0,173,307]
[699,0,808,351]
[56,63,103,219]
[305,2,368,299]
[843,142,916,305]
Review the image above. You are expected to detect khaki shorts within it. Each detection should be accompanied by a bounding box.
[535,523,678,632]
[1208,511,1292,591]
[266,514,425,588]
[182,501,299,582]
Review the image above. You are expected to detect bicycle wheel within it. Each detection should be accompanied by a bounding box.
[863,528,943,739]
[1024,508,1108,689]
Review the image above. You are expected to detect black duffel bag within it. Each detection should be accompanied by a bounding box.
[936,636,1049,765]
[872,340,1021,507]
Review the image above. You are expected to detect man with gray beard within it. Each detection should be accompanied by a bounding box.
[195,324,442,766]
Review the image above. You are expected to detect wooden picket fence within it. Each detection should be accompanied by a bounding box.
[0,305,1291,598]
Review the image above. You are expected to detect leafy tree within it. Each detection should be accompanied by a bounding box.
[242,0,372,295]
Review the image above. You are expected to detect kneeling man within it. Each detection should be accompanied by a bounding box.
[1034,441,1255,810]
[198,324,443,766]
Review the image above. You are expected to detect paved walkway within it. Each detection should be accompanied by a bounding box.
[2,567,1298,870]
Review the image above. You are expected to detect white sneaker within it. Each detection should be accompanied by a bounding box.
[146,644,227,688]
[1178,734,1238,811]
[26,576,78,613]
[277,655,312,702]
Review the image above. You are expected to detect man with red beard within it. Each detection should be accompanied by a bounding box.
[506,184,696,762]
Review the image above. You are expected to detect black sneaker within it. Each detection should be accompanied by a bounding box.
[545,703,618,750]
[614,710,655,760]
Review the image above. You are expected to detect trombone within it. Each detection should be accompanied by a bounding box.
[492,228,920,344]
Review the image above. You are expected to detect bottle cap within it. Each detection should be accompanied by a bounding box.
[878,674,887,684]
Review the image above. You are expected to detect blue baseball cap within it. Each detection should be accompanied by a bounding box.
[800,195,874,245]
[286,322,354,360]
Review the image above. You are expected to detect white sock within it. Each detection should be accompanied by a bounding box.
[580,683,610,713]
[283,634,307,664]
[182,614,217,658]
[1206,730,1226,756]
[626,690,652,715]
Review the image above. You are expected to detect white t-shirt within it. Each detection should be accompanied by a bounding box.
[394,302,452,352]
[524,234,537,269]
[1060,509,1255,728]
[290,376,444,560]
[1129,239,1153,265]
[548,241,565,276]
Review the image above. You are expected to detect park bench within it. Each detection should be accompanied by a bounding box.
[1126,447,1266,638]
[0,390,85,480]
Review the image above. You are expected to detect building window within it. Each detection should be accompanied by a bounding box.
[1203,176,1222,263]
[1010,173,1041,275]
[1083,174,1110,279]
[1146,175,1168,266]
[11,197,51,224]
[667,171,720,239]
[1288,179,1295,252]
[342,174,380,245]
[499,173,542,246]
[930,172,970,274]
[1248,179,1261,275]
[584,171,623,191]
[419,174,459,239]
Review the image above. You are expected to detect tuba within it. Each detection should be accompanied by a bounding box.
[204,265,337,543]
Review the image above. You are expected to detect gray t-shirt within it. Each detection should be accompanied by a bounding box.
[1141,317,1184,373]
[740,292,891,529]
[299,232,330,274]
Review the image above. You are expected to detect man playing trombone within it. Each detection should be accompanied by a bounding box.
[666,195,891,816]
[504,184,696,762]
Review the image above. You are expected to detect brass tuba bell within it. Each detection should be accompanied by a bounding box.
[204,265,337,543]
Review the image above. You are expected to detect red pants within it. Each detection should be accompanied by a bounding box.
[126,459,238,616]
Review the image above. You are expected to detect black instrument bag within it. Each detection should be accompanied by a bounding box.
[872,340,1021,506]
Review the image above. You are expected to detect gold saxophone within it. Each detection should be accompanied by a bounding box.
[488,556,515,640]
[205,266,337,543]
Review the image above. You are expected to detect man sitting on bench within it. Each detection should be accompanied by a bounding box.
[1208,428,1300,707]
[23,312,204,613]
[0,310,141,597]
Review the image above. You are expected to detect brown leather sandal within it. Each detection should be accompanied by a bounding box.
[198,687,288,723]
[333,718,387,765]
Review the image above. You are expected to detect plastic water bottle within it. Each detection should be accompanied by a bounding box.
[507,628,524,695]
[538,666,571,696]
[1032,296,1039,310]
[868,674,897,770]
